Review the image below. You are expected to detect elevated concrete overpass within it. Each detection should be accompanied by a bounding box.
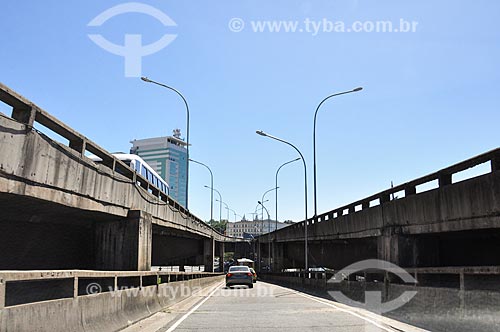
[0,82,248,272]
[1,82,499,331]
[258,147,500,271]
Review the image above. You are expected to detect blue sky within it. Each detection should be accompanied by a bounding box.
[1,1,499,223]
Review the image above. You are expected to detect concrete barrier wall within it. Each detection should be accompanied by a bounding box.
[0,275,224,332]
[261,273,500,332]
[270,171,500,243]
[0,113,214,239]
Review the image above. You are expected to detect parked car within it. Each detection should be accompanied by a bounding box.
[249,268,257,283]
[226,266,253,288]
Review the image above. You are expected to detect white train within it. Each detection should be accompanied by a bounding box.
[89,153,169,195]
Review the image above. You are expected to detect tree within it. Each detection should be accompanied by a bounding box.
[211,219,228,233]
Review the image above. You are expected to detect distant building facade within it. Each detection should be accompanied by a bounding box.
[130,129,187,207]
[226,217,290,238]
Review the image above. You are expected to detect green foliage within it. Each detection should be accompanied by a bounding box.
[209,219,228,233]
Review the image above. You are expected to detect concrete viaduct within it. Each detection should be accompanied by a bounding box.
[0,82,249,273]
[257,147,500,272]
[1,82,500,331]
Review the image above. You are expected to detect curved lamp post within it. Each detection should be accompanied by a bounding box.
[313,87,363,219]
[275,158,300,229]
[226,207,239,222]
[189,159,213,223]
[258,200,272,272]
[141,76,190,209]
[217,199,230,221]
[261,187,279,221]
[205,185,222,221]
[256,130,309,271]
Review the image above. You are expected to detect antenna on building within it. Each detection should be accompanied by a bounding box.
[172,129,182,139]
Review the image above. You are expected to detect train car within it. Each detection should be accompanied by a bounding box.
[89,153,169,196]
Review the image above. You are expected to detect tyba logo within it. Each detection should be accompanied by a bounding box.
[88,2,177,77]
[328,259,417,314]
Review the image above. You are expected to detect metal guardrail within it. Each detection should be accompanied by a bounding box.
[283,147,500,231]
[0,82,238,240]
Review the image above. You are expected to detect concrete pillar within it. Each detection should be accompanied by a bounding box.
[257,240,262,272]
[273,242,284,272]
[377,228,418,267]
[377,232,400,265]
[95,210,152,271]
[69,138,86,157]
[438,173,452,187]
[380,194,390,204]
[12,106,36,127]
[203,237,215,272]
[405,186,416,196]
[0,276,5,309]
[219,242,225,272]
[492,153,500,172]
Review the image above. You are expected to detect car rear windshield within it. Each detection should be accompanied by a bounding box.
[229,266,250,272]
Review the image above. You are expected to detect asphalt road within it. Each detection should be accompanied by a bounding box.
[122,281,428,332]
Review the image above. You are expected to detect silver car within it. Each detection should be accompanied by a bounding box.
[225,266,253,288]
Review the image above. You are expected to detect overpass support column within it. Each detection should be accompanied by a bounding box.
[273,242,284,272]
[218,242,225,272]
[377,227,416,267]
[95,210,152,271]
[257,240,262,272]
[204,237,215,272]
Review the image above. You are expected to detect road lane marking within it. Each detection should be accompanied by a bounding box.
[164,282,223,332]
[270,282,398,332]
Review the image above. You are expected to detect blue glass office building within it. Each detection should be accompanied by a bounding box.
[130,133,188,207]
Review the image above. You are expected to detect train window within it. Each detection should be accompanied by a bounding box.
[141,164,147,178]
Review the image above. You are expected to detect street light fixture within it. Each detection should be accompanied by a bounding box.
[261,187,279,221]
[256,130,309,271]
[217,199,230,221]
[205,185,222,221]
[141,76,190,209]
[254,200,269,222]
[275,158,300,229]
[312,87,363,220]
[258,200,272,272]
[226,207,240,222]
[189,159,213,223]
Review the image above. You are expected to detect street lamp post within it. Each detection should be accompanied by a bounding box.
[227,207,239,222]
[312,87,363,220]
[217,199,230,221]
[205,186,222,221]
[261,187,279,221]
[254,200,269,233]
[141,76,190,209]
[256,130,309,271]
[189,159,213,223]
[275,158,300,229]
[273,157,300,272]
[258,200,272,272]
